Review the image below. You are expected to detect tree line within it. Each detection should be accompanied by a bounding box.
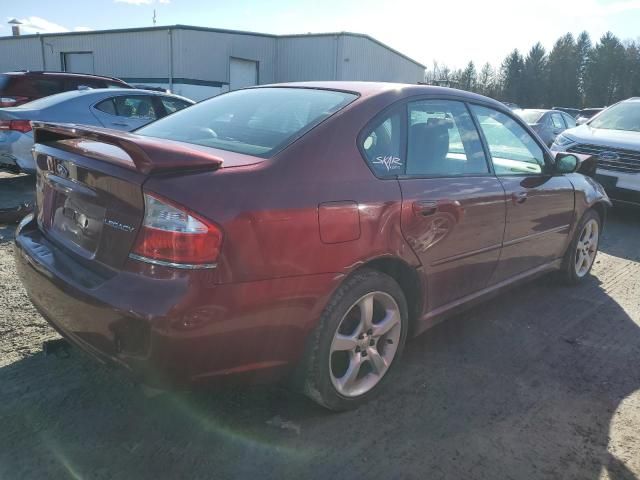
[425,31,640,109]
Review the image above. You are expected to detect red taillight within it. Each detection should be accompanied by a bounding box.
[131,192,222,267]
[0,96,29,107]
[0,120,32,133]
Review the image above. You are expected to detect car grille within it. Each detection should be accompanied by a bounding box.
[568,144,640,173]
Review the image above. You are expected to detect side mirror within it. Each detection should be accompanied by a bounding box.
[554,153,579,174]
[576,117,588,125]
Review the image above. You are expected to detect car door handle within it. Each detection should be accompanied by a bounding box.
[512,191,528,204]
[412,200,438,216]
[111,122,129,127]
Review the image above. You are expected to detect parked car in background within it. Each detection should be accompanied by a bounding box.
[15,82,610,411]
[0,71,131,107]
[576,107,604,125]
[552,106,581,118]
[502,101,521,110]
[516,109,576,146]
[551,97,640,207]
[0,88,194,173]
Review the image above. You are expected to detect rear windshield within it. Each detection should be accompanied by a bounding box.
[516,110,545,123]
[0,74,64,97]
[11,90,85,109]
[136,87,358,157]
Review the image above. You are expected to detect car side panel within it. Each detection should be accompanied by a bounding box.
[143,96,422,285]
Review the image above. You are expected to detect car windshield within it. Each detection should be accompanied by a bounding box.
[589,102,640,132]
[137,87,358,157]
[516,110,545,123]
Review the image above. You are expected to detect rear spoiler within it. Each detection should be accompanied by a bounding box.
[32,122,223,174]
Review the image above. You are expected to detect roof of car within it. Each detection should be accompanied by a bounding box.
[3,70,127,83]
[518,108,550,113]
[258,81,507,109]
[11,88,193,110]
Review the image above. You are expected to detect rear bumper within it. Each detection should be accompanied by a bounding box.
[596,171,640,207]
[15,217,340,387]
[0,131,35,173]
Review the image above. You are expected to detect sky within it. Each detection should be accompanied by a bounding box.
[3,0,640,69]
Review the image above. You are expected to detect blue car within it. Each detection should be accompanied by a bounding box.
[0,88,194,173]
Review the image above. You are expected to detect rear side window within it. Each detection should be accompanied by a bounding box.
[160,97,192,114]
[361,111,403,177]
[407,100,489,176]
[96,95,158,120]
[137,87,357,157]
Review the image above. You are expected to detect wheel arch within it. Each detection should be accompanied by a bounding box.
[348,256,424,335]
[590,200,608,228]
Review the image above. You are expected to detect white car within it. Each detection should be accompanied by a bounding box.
[551,97,640,207]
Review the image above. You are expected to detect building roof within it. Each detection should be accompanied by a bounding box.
[0,24,426,69]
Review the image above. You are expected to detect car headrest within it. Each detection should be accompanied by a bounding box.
[407,122,450,174]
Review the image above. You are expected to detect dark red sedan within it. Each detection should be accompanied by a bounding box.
[15,82,610,410]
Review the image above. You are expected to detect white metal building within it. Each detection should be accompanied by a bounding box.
[0,25,426,100]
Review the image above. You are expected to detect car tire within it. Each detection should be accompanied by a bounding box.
[299,269,408,411]
[560,209,601,285]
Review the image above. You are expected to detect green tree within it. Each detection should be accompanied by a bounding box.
[477,62,499,98]
[548,33,579,107]
[575,31,592,106]
[621,41,640,99]
[522,43,548,107]
[500,49,524,104]
[584,32,627,106]
[458,61,478,92]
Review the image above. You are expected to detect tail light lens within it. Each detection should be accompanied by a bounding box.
[0,120,32,133]
[130,192,222,268]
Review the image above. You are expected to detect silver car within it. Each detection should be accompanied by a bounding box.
[551,97,640,207]
[0,88,194,173]
[516,109,577,146]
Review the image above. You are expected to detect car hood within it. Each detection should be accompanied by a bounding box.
[563,124,640,151]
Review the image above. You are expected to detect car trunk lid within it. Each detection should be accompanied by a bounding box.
[32,122,225,270]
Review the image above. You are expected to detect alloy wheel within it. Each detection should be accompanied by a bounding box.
[329,291,402,397]
[575,218,599,277]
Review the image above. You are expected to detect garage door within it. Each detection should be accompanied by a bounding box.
[230,58,258,91]
[63,52,95,74]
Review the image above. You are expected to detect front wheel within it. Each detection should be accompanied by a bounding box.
[560,209,601,284]
[300,269,408,411]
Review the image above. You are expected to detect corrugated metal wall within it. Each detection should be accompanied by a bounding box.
[339,35,424,83]
[0,28,425,92]
[0,37,43,71]
[39,30,170,79]
[172,29,276,85]
[276,36,338,82]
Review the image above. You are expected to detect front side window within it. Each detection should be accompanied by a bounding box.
[407,100,489,176]
[361,111,403,177]
[138,87,357,157]
[563,113,577,128]
[471,105,546,175]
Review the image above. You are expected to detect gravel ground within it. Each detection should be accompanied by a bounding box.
[1,173,639,479]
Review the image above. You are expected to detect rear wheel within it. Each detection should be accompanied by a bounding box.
[300,269,408,411]
[561,209,601,284]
